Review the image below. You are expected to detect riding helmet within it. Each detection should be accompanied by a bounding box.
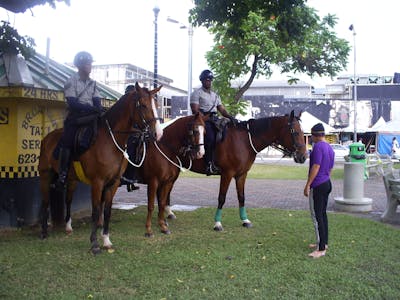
[199,69,214,81]
[73,51,93,68]
[125,85,135,94]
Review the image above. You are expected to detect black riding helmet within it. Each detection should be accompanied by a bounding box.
[125,85,135,94]
[73,51,93,68]
[199,69,214,81]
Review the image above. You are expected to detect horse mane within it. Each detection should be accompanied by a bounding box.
[161,116,188,141]
[248,114,294,135]
[103,93,133,127]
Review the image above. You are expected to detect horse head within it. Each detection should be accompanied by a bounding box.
[281,110,307,163]
[129,82,163,141]
[186,112,206,159]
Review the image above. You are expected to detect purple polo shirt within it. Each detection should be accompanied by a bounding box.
[309,141,335,188]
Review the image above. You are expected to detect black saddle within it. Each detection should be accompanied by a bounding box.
[53,113,100,160]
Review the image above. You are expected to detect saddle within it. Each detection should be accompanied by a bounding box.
[210,116,230,143]
[53,113,100,160]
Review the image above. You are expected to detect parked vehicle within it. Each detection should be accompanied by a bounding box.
[330,144,349,158]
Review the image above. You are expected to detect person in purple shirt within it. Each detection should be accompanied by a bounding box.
[303,123,334,258]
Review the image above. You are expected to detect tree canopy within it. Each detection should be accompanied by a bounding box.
[0,0,69,13]
[190,0,350,114]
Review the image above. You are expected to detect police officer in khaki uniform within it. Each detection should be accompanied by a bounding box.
[190,69,237,175]
[55,51,102,189]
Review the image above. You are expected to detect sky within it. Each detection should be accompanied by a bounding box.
[1,0,399,89]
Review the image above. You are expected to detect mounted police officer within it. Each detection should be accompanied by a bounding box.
[119,84,140,191]
[190,69,238,175]
[55,51,102,189]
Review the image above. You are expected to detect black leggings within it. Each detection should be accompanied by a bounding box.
[310,180,332,251]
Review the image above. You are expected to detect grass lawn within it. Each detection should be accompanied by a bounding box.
[181,162,344,180]
[1,207,399,299]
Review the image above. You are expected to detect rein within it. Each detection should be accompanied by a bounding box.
[246,116,304,157]
[153,141,191,172]
[152,120,204,172]
[105,119,147,168]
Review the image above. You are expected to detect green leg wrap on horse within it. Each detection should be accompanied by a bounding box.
[215,209,222,222]
[239,207,248,220]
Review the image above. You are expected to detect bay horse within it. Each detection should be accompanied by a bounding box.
[38,83,163,254]
[166,110,307,231]
[133,113,206,237]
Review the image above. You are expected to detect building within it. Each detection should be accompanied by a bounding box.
[91,63,187,121]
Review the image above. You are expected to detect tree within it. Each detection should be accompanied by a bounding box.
[0,21,36,59]
[0,0,69,13]
[190,1,350,115]
[0,0,69,59]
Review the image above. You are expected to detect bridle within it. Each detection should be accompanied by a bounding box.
[272,116,306,157]
[179,119,205,160]
[247,115,305,158]
[104,91,161,167]
[130,93,162,140]
[153,117,205,171]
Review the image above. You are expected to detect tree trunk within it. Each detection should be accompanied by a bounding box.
[234,55,259,103]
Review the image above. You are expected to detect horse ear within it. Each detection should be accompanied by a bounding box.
[290,110,295,120]
[135,82,141,91]
[152,85,163,94]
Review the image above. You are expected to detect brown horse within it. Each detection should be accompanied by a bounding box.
[166,110,307,231]
[38,83,163,254]
[129,113,207,237]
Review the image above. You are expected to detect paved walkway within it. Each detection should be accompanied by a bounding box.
[113,160,399,227]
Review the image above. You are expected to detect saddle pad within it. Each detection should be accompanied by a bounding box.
[73,161,91,185]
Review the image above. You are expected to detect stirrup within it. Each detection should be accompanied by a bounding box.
[206,162,220,176]
[127,183,140,192]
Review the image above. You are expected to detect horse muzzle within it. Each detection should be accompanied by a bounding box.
[293,151,307,164]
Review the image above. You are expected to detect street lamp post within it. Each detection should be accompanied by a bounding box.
[153,5,160,89]
[187,24,193,116]
[349,24,357,142]
[167,17,193,116]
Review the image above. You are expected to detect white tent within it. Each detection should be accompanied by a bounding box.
[336,123,370,134]
[368,116,386,132]
[300,111,335,134]
[376,119,400,132]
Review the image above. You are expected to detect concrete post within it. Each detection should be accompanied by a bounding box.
[334,162,372,212]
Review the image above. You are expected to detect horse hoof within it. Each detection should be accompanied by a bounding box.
[213,225,223,232]
[104,247,115,253]
[66,230,73,235]
[161,229,171,235]
[144,233,154,238]
[167,214,176,220]
[91,247,102,255]
[40,232,48,239]
[242,222,253,228]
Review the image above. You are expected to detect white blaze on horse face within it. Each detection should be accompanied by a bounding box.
[152,98,163,141]
[197,125,205,159]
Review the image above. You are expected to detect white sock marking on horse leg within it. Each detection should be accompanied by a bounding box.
[65,218,72,233]
[165,206,175,218]
[102,231,113,248]
[242,219,251,224]
[214,221,223,230]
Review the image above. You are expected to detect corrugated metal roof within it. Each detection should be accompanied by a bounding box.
[1,52,122,100]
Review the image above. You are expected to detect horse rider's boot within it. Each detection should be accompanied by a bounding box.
[119,175,139,192]
[120,165,140,192]
[55,148,71,190]
[206,162,220,176]
[127,166,140,191]
[205,146,220,176]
